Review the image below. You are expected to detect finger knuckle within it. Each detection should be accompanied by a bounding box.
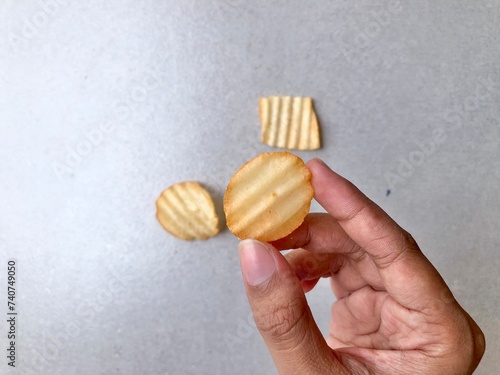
[370,229,418,269]
[256,296,308,345]
[475,326,486,359]
[401,229,419,250]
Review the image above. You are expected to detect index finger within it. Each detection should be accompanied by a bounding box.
[306,158,451,311]
[271,213,361,254]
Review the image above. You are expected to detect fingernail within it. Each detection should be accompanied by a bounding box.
[239,239,277,286]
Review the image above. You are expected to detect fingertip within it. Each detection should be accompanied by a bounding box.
[306,159,339,192]
[306,157,327,170]
[301,278,320,293]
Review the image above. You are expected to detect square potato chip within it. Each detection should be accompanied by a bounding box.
[259,96,321,150]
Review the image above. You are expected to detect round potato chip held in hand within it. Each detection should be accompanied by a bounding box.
[156,181,219,241]
[224,151,314,242]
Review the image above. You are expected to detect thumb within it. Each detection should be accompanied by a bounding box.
[238,239,346,374]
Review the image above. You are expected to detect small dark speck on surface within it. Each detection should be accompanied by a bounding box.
[386,189,391,197]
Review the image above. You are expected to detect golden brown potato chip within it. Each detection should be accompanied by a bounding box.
[259,96,321,150]
[224,151,314,242]
[156,181,219,240]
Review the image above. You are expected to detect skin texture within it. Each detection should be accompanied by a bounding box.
[238,158,485,375]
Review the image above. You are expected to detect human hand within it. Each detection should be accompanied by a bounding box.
[238,158,485,374]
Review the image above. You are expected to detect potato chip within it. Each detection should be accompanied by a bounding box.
[224,151,314,242]
[156,181,219,240]
[259,96,321,150]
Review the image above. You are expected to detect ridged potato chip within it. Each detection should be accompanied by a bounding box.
[259,96,321,150]
[224,152,314,242]
[156,181,219,240]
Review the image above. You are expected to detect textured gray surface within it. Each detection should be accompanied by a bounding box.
[0,1,499,374]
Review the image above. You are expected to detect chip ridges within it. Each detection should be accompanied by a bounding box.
[259,96,321,150]
[156,181,220,241]
[223,152,314,242]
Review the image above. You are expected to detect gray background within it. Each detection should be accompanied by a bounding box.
[0,1,499,374]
